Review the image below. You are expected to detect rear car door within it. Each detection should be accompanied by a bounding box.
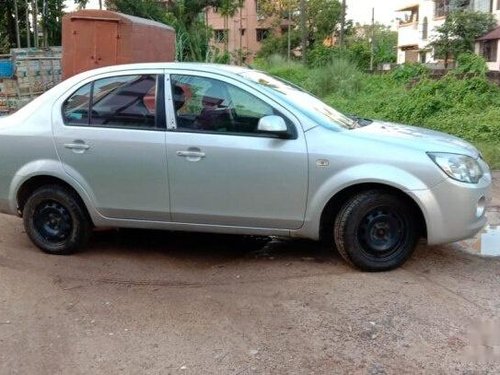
[52,69,170,221]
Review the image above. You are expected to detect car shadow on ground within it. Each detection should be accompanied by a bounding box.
[87,228,340,265]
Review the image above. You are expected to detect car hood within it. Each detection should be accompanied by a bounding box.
[351,120,480,158]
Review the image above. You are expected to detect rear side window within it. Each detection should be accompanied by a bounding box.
[62,83,92,125]
[62,74,160,130]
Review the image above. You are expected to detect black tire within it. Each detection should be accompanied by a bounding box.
[334,190,418,271]
[23,185,91,255]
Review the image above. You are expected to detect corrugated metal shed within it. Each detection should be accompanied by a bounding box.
[62,10,176,79]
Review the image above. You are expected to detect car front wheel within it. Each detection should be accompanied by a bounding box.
[23,185,91,255]
[334,190,418,271]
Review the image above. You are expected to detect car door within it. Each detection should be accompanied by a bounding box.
[165,72,308,229]
[52,70,170,221]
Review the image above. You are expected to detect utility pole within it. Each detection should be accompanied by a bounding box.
[13,0,21,48]
[339,0,346,47]
[370,7,375,71]
[300,0,306,62]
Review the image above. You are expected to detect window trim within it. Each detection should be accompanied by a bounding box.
[61,73,166,132]
[165,72,299,140]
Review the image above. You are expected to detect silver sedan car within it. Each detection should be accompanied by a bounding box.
[0,63,492,271]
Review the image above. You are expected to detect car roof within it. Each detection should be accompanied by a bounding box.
[69,63,254,82]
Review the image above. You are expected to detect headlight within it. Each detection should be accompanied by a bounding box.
[427,152,483,184]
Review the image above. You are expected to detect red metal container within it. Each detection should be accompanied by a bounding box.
[62,10,176,79]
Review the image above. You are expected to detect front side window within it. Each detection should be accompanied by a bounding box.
[241,70,357,130]
[62,74,159,129]
[170,74,290,136]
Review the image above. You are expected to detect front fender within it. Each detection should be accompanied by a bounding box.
[297,163,443,240]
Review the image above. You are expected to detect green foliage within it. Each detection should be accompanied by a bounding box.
[108,0,169,22]
[306,0,342,42]
[391,63,429,83]
[305,43,337,68]
[258,57,500,168]
[454,53,488,76]
[303,57,363,97]
[253,54,309,84]
[344,24,398,70]
[257,31,302,59]
[429,10,496,66]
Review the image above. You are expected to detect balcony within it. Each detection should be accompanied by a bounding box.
[398,21,421,47]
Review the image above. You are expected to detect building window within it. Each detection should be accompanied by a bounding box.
[256,28,270,42]
[498,0,500,10]
[435,0,450,17]
[214,29,227,43]
[420,51,427,63]
[472,0,491,12]
[422,17,428,40]
[482,40,498,62]
[434,0,472,17]
[241,29,246,36]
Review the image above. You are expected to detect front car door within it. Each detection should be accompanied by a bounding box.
[165,71,308,229]
[52,69,170,221]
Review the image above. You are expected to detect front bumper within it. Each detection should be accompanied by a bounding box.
[410,173,492,245]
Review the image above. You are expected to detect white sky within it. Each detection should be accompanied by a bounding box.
[347,0,402,26]
[66,0,402,26]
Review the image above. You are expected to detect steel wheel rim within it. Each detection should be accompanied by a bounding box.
[357,206,406,259]
[33,200,73,243]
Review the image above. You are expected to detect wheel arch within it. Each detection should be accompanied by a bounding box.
[319,183,427,243]
[16,175,93,225]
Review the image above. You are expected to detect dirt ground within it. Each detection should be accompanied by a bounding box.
[0,174,499,375]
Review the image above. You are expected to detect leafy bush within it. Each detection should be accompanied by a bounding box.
[391,63,429,83]
[453,53,488,76]
[253,54,309,84]
[305,43,337,68]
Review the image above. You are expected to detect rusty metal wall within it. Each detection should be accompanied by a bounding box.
[62,10,176,80]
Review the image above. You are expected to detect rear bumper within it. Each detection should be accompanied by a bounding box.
[410,173,492,245]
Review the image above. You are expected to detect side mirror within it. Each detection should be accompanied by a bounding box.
[257,115,290,138]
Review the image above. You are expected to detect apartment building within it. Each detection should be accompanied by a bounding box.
[205,0,287,62]
[396,0,500,69]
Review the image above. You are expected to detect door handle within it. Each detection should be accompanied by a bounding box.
[64,142,90,153]
[176,151,206,158]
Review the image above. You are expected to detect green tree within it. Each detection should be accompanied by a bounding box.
[429,10,496,68]
[0,0,31,49]
[41,0,65,47]
[306,0,341,43]
[346,24,397,70]
[106,0,169,22]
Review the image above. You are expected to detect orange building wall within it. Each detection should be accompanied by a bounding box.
[205,0,282,61]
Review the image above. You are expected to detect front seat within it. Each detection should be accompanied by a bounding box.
[196,89,232,131]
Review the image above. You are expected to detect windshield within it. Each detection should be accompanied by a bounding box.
[240,70,358,130]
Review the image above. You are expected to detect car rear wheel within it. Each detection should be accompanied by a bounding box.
[334,190,418,271]
[23,185,91,255]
